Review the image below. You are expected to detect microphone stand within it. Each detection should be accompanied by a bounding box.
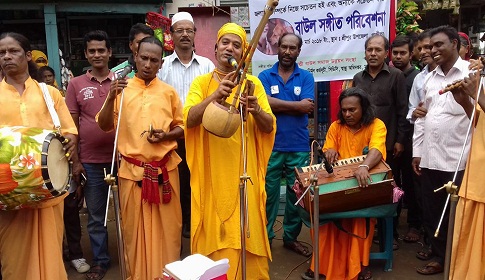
[311,175,320,280]
[238,101,251,280]
[103,84,128,279]
[434,66,484,280]
[294,141,331,280]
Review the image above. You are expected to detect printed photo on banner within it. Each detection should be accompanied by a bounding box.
[248,0,391,81]
[258,18,295,55]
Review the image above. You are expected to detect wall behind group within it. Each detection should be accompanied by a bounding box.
[166,0,218,16]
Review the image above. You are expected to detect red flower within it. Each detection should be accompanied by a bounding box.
[18,153,38,170]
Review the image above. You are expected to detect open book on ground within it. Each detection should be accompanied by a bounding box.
[163,253,229,280]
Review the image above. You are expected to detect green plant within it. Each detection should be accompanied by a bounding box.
[396,0,423,35]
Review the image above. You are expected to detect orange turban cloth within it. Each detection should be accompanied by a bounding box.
[31,50,48,67]
[217,23,248,53]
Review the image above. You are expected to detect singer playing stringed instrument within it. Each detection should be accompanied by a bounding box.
[97,36,183,280]
[303,87,387,280]
[184,23,275,279]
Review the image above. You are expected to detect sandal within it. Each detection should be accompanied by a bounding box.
[85,265,107,280]
[283,241,312,257]
[358,266,373,280]
[300,268,325,280]
[416,261,444,275]
[404,227,421,243]
[416,248,433,261]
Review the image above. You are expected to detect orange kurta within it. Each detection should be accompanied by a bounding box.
[311,119,387,280]
[450,99,485,279]
[0,77,77,280]
[110,76,183,280]
[184,73,276,279]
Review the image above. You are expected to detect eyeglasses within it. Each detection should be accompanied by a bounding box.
[173,29,195,35]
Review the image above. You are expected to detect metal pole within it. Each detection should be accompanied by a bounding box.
[108,180,127,280]
[313,181,320,280]
[239,179,247,280]
[238,93,250,280]
[444,193,458,280]
[103,85,128,278]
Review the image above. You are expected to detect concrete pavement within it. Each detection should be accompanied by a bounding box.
[66,207,444,280]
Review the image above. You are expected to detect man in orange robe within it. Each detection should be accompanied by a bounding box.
[304,87,387,280]
[184,23,276,279]
[449,68,485,279]
[0,32,77,280]
[97,36,183,280]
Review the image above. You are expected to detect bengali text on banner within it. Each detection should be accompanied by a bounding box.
[249,0,391,81]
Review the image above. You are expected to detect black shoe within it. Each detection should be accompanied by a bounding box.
[182,223,190,238]
[301,269,325,280]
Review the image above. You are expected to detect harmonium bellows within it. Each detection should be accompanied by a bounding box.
[295,155,394,214]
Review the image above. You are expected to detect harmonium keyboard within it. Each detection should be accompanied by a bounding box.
[295,155,394,214]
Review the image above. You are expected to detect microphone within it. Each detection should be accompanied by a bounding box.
[117,64,133,80]
[314,142,333,174]
[228,56,238,69]
[320,151,334,174]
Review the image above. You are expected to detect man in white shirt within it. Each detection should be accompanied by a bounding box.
[412,25,473,276]
[407,30,438,124]
[157,12,214,238]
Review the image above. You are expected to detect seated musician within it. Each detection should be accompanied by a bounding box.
[303,87,386,280]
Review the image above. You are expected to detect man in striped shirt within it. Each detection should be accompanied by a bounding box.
[157,12,214,239]
[412,25,472,276]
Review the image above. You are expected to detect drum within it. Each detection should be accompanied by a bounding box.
[0,126,71,210]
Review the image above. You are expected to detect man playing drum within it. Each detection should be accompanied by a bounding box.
[0,32,77,279]
[184,23,276,279]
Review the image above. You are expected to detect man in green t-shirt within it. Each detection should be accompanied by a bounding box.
[111,23,153,78]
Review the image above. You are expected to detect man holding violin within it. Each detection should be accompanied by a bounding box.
[412,25,472,276]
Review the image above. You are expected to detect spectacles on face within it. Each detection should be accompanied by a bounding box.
[173,29,195,35]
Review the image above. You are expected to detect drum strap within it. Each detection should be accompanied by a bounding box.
[39,82,61,131]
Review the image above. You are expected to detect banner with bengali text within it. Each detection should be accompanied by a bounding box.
[249,0,391,81]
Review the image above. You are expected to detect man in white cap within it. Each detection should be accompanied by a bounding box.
[158,11,214,239]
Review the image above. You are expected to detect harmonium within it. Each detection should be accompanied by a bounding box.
[295,155,394,214]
